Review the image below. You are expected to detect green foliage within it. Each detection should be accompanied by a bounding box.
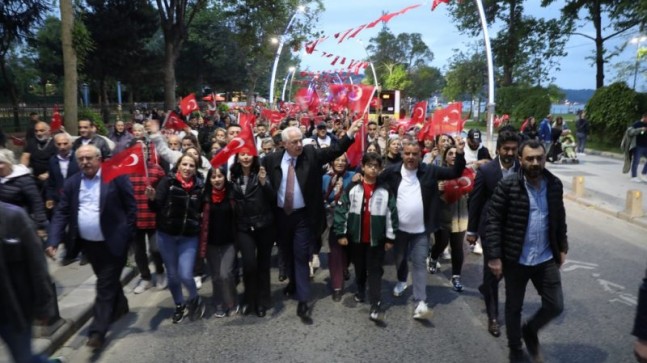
[585,82,644,142]
[496,86,551,121]
[77,107,108,135]
[407,65,444,100]
[217,103,230,114]
[443,48,487,101]
[384,65,411,91]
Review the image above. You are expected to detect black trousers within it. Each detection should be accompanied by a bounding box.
[504,259,564,349]
[350,243,385,306]
[431,229,465,275]
[479,237,501,321]
[237,226,275,308]
[132,229,164,280]
[82,240,128,338]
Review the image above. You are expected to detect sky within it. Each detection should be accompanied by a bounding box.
[293,0,646,92]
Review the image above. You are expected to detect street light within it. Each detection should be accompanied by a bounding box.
[281,66,297,102]
[630,35,647,90]
[269,5,306,109]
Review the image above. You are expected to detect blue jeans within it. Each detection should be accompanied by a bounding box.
[156,231,198,305]
[394,231,429,302]
[631,146,647,178]
[0,324,50,363]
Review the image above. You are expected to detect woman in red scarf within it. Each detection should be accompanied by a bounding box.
[147,154,205,324]
[199,166,236,317]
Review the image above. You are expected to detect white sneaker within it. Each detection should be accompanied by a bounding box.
[156,273,167,290]
[641,174,647,182]
[133,279,152,294]
[441,247,451,260]
[194,276,202,290]
[393,281,408,297]
[631,177,643,183]
[312,254,320,269]
[413,301,433,320]
[472,241,483,255]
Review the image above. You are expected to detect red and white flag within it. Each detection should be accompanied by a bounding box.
[411,101,428,125]
[179,93,199,116]
[102,143,146,183]
[432,103,464,136]
[210,118,257,169]
[50,105,62,131]
[432,0,450,11]
[162,111,189,132]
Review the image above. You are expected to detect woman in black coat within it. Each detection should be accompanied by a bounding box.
[230,151,276,317]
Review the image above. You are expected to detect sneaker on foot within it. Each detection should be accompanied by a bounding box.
[156,273,167,290]
[427,258,439,274]
[369,302,383,322]
[172,304,186,323]
[194,276,202,290]
[213,305,227,318]
[631,177,643,183]
[393,281,408,297]
[133,279,152,294]
[187,296,206,321]
[312,254,320,269]
[441,247,451,260]
[451,275,464,292]
[413,301,433,320]
[472,241,483,255]
[354,289,366,303]
[309,261,314,278]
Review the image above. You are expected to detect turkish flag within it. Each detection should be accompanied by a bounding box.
[432,0,450,11]
[347,84,376,114]
[261,109,286,126]
[102,143,146,183]
[210,117,257,168]
[411,101,427,125]
[179,93,199,116]
[432,103,464,135]
[294,88,320,113]
[442,168,475,204]
[50,105,62,131]
[328,84,349,108]
[345,116,367,168]
[163,111,189,131]
[238,112,257,132]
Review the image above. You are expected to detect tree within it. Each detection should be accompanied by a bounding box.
[407,65,444,100]
[0,0,49,128]
[220,0,323,104]
[365,26,434,89]
[448,0,570,87]
[443,49,488,117]
[543,0,644,89]
[156,0,207,110]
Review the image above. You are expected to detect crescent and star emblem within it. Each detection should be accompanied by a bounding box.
[348,85,362,101]
[414,107,424,119]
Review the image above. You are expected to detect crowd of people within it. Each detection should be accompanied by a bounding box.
[1,105,646,363]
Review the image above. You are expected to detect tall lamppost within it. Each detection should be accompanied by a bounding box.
[269,5,306,109]
[474,0,496,153]
[281,66,297,102]
[630,35,647,90]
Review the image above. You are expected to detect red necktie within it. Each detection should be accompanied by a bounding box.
[284,157,295,215]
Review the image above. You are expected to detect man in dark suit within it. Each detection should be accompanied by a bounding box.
[466,129,520,337]
[263,120,362,321]
[46,144,136,349]
[46,133,81,265]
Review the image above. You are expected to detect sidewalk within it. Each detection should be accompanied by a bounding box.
[0,252,136,362]
[546,148,647,229]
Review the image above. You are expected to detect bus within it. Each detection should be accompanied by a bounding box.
[368,89,401,125]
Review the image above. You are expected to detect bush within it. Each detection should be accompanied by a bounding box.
[496,86,551,123]
[585,82,644,142]
[77,107,108,136]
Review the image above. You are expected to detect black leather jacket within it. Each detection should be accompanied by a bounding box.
[230,172,275,231]
[150,174,204,236]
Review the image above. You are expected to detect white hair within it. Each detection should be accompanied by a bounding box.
[281,126,302,142]
[0,148,16,165]
[75,144,101,159]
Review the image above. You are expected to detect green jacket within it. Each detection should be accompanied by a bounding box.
[333,181,398,247]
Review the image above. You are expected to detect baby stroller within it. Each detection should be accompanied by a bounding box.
[550,131,579,164]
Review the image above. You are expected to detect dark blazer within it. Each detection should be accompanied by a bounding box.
[72,135,112,160]
[0,202,55,331]
[46,154,80,203]
[262,134,354,237]
[48,172,137,257]
[467,156,520,239]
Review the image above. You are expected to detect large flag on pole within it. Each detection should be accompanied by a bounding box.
[179,93,199,116]
[102,143,146,183]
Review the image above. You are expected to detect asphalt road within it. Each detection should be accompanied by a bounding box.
[51,199,646,363]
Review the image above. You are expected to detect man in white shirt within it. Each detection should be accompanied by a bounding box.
[379,138,465,320]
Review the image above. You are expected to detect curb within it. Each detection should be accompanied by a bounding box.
[38,266,138,357]
[565,193,647,230]
[582,148,623,160]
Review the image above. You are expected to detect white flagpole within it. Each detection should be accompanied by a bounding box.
[474,0,496,153]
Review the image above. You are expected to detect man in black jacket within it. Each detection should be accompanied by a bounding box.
[0,201,55,363]
[72,119,111,160]
[466,129,520,337]
[486,139,568,362]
